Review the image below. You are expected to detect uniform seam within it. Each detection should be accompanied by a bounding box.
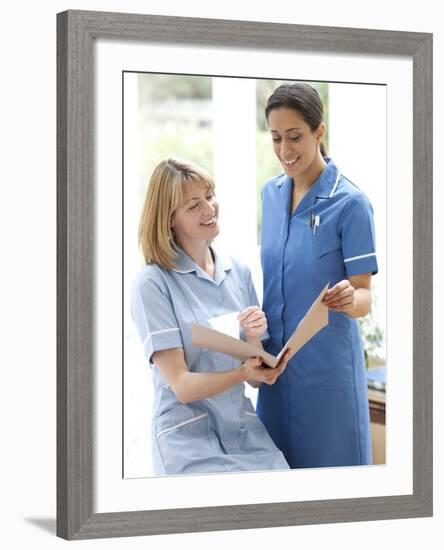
[350,333,363,464]
[206,415,229,472]
[153,415,167,474]
[337,193,366,235]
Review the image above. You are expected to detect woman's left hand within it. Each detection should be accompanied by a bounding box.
[323,280,356,313]
[237,306,267,339]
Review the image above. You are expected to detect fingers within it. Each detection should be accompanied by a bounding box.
[245,315,266,326]
[244,317,266,328]
[263,369,283,385]
[328,299,353,310]
[250,356,262,367]
[244,356,280,385]
[275,349,290,372]
[259,350,290,384]
[237,306,260,322]
[261,368,281,385]
[245,356,263,368]
[323,281,354,309]
[323,280,350,300]
[239,308,267,338]
[239,309,264,321]
[244,350,290,385]
[326,292,354,309]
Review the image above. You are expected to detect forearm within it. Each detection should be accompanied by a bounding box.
[245,336,263,387]
[346,287,372,318]
[174,366,247,404]
[246,335,263,349]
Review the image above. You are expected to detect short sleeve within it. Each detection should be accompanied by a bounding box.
[131,270,183,363]
[339,193,378,277]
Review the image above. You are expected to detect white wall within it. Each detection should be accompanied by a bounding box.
[1,1,441,549]
[329,83,387,334]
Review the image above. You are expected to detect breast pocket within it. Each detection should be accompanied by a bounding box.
[315,223,341,257]
[314,224,345,281]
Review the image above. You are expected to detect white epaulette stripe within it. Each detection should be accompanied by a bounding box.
[344,252,376,263]
[144,328,180,345]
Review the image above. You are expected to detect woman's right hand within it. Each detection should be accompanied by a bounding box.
[240,351,289,385]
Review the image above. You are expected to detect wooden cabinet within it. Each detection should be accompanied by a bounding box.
[368,388,386,465]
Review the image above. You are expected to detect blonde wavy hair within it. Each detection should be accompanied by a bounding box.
[138,158,215,270]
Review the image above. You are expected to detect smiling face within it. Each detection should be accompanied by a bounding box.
[268,107,325,183]
[170,179,219,249]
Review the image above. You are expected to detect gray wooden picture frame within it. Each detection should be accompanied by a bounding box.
[57,9,433,540]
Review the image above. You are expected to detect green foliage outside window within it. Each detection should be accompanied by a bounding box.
[138,74,213,202]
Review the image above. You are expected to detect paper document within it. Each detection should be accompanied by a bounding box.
[191,283,329,368]
[207,311,240,339]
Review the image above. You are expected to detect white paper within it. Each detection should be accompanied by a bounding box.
[207,311,240,339]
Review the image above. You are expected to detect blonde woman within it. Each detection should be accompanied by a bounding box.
[131,158,289,476]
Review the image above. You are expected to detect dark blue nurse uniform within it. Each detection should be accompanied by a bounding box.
[257,158,378,468]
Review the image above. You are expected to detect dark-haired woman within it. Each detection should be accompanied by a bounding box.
[256,83,378,468]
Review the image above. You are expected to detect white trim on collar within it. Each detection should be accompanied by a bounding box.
[171,246,232,274]
[171,267,194,274]
[328,171,341,198]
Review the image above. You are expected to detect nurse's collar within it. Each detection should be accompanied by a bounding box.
[275,158,341,198]
[172,246,232,274]
[275,174,288,188]
[313,158,341,199]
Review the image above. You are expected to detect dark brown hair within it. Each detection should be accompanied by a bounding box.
[265,83,327,157]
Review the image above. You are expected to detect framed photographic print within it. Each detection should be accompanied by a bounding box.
[57,9,433,540]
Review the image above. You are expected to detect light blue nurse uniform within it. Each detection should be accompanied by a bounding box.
[131,246,289,476]
[257,158,378,469]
